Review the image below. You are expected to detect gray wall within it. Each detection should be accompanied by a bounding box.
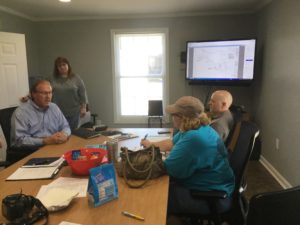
[35,15,257,127]
[254,0,300,185]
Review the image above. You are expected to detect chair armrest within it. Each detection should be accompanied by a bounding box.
[190,190,228,199]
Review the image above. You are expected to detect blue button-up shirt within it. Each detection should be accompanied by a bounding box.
[11,99,71,147]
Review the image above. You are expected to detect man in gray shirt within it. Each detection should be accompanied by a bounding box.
[11,80,71,148]
[208,90,234,142]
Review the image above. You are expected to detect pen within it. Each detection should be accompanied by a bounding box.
[53,168,59,175]
[143,134,148,140]
[122,211,145,221]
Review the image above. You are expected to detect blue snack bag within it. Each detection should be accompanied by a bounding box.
[87,163,119,207]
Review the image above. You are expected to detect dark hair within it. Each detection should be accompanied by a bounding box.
[53,57,74,78]
[30,80,51,98]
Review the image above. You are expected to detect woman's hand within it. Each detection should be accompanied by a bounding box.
[140,139,152,148]
[80,104,87,117]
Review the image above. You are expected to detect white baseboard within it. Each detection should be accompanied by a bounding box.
[259,155,292,189]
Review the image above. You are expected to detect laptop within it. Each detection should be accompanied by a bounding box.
[72,128,102,139]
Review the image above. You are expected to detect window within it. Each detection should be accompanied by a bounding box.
[112,29,168,124]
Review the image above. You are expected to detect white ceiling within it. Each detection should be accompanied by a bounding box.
[0,0,272,21]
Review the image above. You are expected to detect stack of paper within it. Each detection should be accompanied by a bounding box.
[36,177,88,211]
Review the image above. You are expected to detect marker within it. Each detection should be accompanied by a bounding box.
[122,211,145,221]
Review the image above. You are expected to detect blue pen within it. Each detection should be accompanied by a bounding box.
[143,134,148,140]
[141,134,148,147]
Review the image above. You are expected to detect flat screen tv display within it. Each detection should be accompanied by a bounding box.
[186,38,256,85]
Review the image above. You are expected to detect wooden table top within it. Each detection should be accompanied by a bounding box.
[0,128,171,225]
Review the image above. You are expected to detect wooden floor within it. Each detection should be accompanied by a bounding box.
[245,160,283,200]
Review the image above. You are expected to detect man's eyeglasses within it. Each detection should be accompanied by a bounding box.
[36,91,53,96]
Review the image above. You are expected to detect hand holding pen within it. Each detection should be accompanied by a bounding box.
[140,133,150,148]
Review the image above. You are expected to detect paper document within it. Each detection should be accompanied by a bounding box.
[48,177,88,197]
[6,166,60,180]
[109,133,138,142]
[78,111,91,127]
[147,135,171,142]
[36,177,88,198]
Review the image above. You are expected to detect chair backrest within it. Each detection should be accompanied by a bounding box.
[0,107,17,147]
[225,105,246,151]
[247,186,300,225]
[229,121,259,194]
[0,125,7,161]
[148,100,163,117]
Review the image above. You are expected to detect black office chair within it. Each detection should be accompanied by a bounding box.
[148,100,163,128]
[0,106,38,166]
[0,126,9,168]
[182,120,260,225]
[246,186,300,225]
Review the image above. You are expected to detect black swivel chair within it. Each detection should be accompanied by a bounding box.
[0,127,9,168]
[246,186,300,225]
[181,120,260,225]
[148,100,163,128]
[0,107,38,166]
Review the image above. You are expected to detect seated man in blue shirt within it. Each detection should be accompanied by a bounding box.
[11,80,71,147]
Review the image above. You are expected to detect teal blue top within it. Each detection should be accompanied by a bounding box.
[164,125,235,196]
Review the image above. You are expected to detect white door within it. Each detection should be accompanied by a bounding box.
[0,32,29,109]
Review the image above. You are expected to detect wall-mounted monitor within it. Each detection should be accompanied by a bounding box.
[186,38,256,85]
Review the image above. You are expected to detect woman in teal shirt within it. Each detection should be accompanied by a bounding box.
[142,96,234,216]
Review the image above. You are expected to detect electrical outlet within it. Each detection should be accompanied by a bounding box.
[275,138,280,150]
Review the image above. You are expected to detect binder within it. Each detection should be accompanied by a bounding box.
[6,157,65,181]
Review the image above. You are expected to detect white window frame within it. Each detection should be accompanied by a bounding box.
[111,28,169,124]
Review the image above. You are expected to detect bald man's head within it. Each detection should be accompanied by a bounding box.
[209,90,233,114]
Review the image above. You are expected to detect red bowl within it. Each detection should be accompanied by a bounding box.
[64,148,107,176]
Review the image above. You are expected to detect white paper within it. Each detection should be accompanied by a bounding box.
[147,135,171,142]
[78,111,91,126]
[37,177,88,198]
[37,187,78,211]
[6,166,59,180]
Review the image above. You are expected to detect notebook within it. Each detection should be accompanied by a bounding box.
[72,128,102,139]
[6,157,65,181]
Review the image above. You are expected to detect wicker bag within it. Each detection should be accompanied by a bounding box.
[116,145,166,188]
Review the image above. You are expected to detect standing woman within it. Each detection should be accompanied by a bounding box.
[50,57,88,130]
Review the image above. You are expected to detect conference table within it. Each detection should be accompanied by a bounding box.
[0,128,171,225]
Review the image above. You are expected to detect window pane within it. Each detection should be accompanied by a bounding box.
[120,77,162,115]
[118,35,163,77]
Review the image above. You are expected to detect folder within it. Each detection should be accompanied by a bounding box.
[6,157,65,181]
